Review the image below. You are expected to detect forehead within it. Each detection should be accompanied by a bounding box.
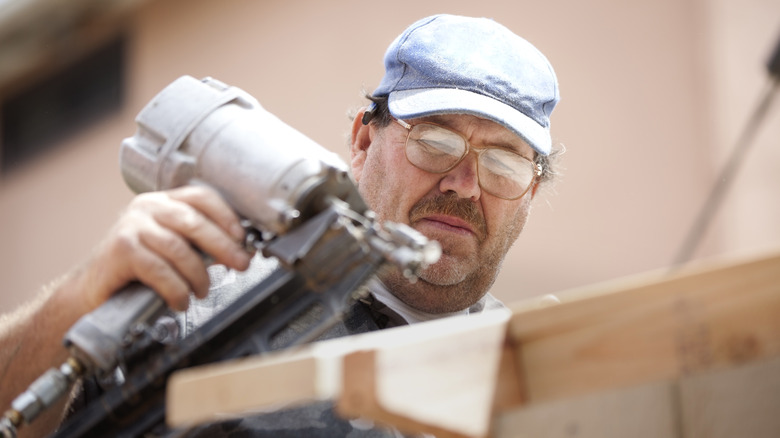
[415,113,536,158]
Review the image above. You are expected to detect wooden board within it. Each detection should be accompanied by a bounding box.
[493,380,681,438]
[500,250,780,408]
[167,309,510,437]
[166,250,780,437]
[493,355,780,438]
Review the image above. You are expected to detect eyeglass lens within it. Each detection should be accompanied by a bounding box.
[405,123,536,199]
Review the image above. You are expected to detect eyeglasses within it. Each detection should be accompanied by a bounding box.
[394,118,541,200]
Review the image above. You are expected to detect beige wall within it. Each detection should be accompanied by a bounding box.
[1,0,779,313]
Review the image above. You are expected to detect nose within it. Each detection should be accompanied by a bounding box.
[438,152,481,201]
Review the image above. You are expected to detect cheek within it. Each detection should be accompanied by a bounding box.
[508,199,532,240]
[357,144,406,222]
[357,155,384,209]
[359,142,435,221]
[486,197,532,246]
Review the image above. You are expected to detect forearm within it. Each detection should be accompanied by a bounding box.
[0,271,89,437]
[0,186,251,437]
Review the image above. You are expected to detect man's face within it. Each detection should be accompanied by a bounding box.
[350,111,537,313]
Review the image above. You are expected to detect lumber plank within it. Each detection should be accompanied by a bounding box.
[167,309,510,437]
[493,355,780,438]
[679,355,780,438]
[166,250,780,436]
[493,381,681,438]
[505,251,780,406]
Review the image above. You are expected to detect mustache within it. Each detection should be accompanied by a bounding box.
[408,192,487,241]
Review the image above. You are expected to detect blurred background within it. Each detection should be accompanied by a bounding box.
[0,0,778,314]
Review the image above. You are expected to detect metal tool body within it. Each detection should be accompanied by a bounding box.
[1,76,439,438]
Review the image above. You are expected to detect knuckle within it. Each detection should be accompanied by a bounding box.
[137,254,170,280]
[128,191,163,210]
[162,233,195,260]
[176,208,203,234]
[111,225,140,255]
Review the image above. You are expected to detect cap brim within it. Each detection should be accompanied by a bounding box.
[388,88,551,156]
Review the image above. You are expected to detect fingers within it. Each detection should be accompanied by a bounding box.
[126,242,195,312]
[82,185,252,312]
[165,186,247,243]
[138,187,252,271]
[137,220,211,300]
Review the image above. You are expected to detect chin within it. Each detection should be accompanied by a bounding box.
[418,256,469,286]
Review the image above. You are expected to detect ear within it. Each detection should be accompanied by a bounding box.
[350,107,373,183]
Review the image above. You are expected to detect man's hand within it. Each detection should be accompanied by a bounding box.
[0,185,252,438]
[75,185,252,313]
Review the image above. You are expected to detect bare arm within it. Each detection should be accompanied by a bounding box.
[0,185,252,437]
[0,271,89,437]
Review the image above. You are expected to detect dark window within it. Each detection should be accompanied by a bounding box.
[0,35,126,173]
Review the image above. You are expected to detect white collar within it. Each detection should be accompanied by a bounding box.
[366,277,500,325]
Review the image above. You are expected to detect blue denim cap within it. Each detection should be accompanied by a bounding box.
[373,14,559,156]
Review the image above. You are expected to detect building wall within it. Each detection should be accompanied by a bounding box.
[1,0,778,313]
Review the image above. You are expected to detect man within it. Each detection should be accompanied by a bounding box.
[0,14,560,437]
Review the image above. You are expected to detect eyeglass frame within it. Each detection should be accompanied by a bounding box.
[392,117,542,200]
